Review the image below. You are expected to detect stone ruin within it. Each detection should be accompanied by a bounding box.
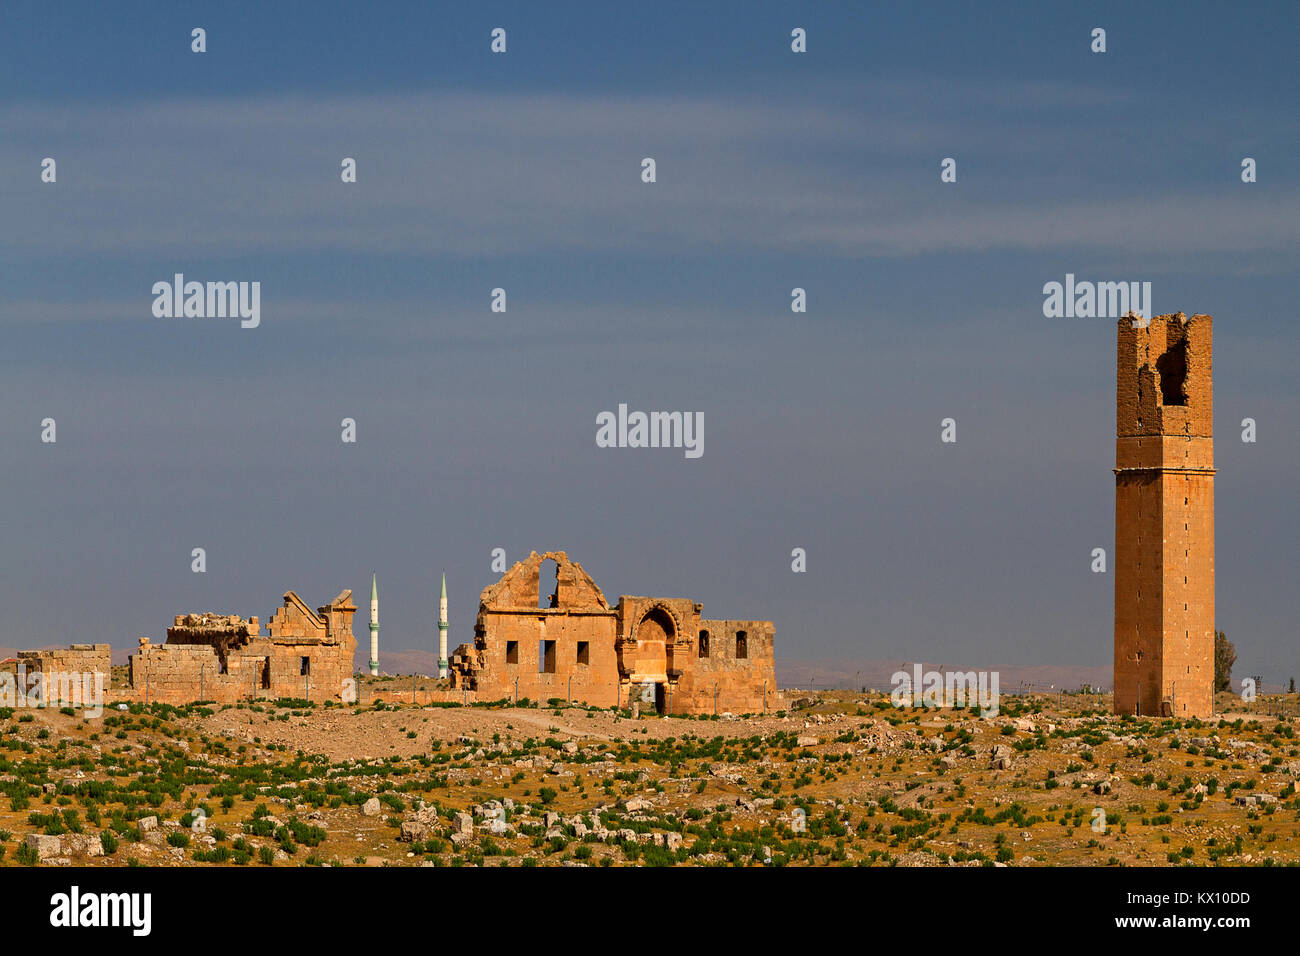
[128,590,357,704]
[448,550,776,715]
[0,644,112,708]
[7,644,112,677]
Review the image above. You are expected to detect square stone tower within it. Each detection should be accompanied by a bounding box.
[1114,313,1215,718]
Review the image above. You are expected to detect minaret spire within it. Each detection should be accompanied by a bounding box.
[437,571,449,679]
[368,573,379,677]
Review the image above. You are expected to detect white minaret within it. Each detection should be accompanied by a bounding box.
[438,571,448,679]
[368,573,379,677]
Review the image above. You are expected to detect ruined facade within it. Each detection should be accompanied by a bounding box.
[448,551,776,715]
[1114,313,1215,718]
[129,590,357,704]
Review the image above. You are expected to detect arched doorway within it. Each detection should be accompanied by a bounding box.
[628,607,673,713]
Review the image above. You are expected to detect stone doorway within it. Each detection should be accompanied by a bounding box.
[628,607,673,683]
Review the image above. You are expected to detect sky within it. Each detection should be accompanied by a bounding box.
[1,1,1297,684]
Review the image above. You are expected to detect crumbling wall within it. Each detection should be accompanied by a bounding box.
[165,613,260,674]
[16,644,112,677]
[9,644,113,706]
[477,550,609,611]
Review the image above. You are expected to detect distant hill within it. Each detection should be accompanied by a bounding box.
[775,658,1113,693]
[354,648,441,677]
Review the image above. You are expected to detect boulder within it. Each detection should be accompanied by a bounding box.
[399,820,430,843]
[989,745,1014,770]
[26,834,61,861]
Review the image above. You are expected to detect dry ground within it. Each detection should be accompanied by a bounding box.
[1,688,1298,867]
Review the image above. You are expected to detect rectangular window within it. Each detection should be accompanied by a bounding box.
[542,640,557,674]
[576,641,589,665]
[506,641,519,665]
[300,656,310,676]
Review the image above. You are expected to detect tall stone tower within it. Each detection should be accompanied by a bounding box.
[1114,313,1215,718]
[438,572,449,679]
[369,574,380,677]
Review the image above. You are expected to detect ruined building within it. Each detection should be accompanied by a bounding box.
[129,590,357,704]
[448,551,776,715]
[1114,313,1215,718]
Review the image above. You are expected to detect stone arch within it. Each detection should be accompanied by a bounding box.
[623,604,675,687]
[632,603,680,643]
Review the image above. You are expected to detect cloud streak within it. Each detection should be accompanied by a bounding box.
[4,89,1295,266]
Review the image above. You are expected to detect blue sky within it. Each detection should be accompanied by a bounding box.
[1,1,1297,684]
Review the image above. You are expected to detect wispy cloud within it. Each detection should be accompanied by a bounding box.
[3,89,1295,266]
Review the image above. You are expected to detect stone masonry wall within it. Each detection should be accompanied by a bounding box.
[8,644,113,707]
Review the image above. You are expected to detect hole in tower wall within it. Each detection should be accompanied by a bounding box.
[1156,340,1188,406]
